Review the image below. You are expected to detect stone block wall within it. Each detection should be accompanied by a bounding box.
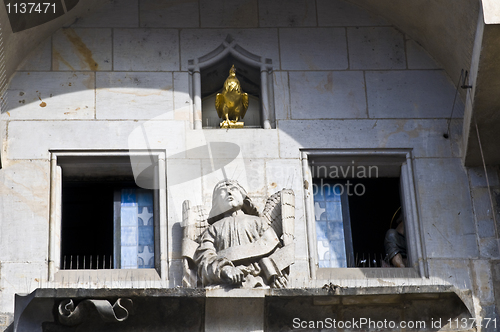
[1,0,498,329]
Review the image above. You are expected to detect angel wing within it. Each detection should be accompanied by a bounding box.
[240,93,249,119]
[261,189,295,246]
[181,200,210,287]
[215,93,225,119]
[260,189,295,286]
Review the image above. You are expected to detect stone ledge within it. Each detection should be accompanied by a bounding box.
[13,285,474,331]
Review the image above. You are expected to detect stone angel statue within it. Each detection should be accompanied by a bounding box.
[181,180,295,288]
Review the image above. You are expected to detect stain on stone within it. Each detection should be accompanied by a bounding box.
[62,28,99,70]
[37,94,47,108]
[19,92,24,96]
[53,49,75,71]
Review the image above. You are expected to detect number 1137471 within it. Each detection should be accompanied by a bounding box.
[6,2,56,14]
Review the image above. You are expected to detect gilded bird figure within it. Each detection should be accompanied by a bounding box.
[215,65,249,128]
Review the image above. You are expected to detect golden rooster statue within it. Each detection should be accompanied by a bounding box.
[215,65,249,128]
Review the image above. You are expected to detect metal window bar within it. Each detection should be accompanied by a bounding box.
[351,252,390,268]
[61,255,114,270]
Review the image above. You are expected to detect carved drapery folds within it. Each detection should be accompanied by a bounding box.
[58,298,134,326]
[182,179,295,288]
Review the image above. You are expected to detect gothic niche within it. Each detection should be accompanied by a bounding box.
[181,180,295,288]
[188,35,274,129]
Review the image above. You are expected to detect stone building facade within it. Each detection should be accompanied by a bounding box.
[0,0,499,331]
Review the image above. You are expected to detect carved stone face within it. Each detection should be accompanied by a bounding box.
[214,183,244,214]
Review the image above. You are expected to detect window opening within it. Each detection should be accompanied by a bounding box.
[314,177,402,268]
[302,150,428,277]
[58,156,156,270]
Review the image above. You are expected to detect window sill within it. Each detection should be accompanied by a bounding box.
[316,267,420,280]
[54,268,161,284]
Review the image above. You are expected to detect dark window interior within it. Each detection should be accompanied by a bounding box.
[314,177,402,268]
[60,180,138,270]
[348,178,401,267]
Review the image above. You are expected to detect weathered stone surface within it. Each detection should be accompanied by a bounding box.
[469,166,499,188]
[278,119,454,159]
[180,29,280,71]
[7,120,186,160]
[279,28,348,70]
[477,218,497,239]
[449,119,464,158]
[52,28,112,71]
[478,304,500,332]
[406,39,442,70]
[2,72,94,119]
[259,0,316,27]
[343,304,402,330]
[472,260,495,304]
[471,187,495,221]
[414,158,477,259]
[114,29,179,71]
[0,262,47,313]
[427,259,472,290]
[348,27,405,70]
[366,70,460,118]
[289,259,310,282]
[173,72,191,120]
[206,297,264,332]
[69,0,139,28]
[41,295,205,331]
[492,261,500,322]
[140,0,199,28]
[289,71,366,119]
[201,158,266,199]
[317,0,388,27]
[266,297,339,331]
[199,0,258,28]
[96,72,174,119]
[185,129,280,160]
[0,313,13,327]
[166,158,202,256]
[404,295,472,331]
[273,71,290,120]
[0,160,50,262]
[168,259,184,287]
[17,38,51,71]
[265,158,307,257]
[479,238,500,259]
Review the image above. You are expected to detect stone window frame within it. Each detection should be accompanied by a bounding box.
[188,35,275,130]
[301,149,428,279]
[48,149,168,282]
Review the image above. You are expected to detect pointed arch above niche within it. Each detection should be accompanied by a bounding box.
[188,35,274,129]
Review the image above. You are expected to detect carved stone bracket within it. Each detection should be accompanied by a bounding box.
[58,298,134,326]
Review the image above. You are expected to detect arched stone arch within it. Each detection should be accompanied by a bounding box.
[188,35,274,129]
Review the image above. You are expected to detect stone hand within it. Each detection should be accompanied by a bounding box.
[271,275,288,288]
[221,266,244,284]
